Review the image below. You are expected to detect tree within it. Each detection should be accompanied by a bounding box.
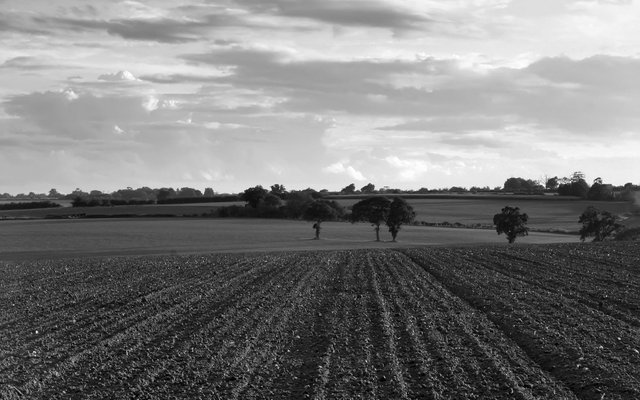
[386,197,415,241]
[571,171,586,182]
[350,197,391,241]
[493,206,529,244]
[545,176,559,191]
[48,188,61,198]
[503,177,543,193]
[261,193,282,209]
[177,187,202,198]
[361,183,375,193]
[578,207,621,242]
[587,181,613,201]
[558,179,590,198]
[203,187,214,198]
[284,191,315,219]
[156,188,176,202]
[341,183,356,194]
[303,200,343,239]
[270,184,287,199]
[241,185,268,208]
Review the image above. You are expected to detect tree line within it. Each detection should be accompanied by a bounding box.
[225,185,416,242]
[2,173,638,202]
[504,172,639,201]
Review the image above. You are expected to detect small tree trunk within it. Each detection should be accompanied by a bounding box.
[375,224,380,241]
[314,221,321,240]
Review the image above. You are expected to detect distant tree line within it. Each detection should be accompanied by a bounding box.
[2,173,638,204]
[504,171,639,201]
[0,201,62,211]
[61,187,237,207]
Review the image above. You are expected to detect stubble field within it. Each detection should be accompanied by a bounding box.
[2,242,639,399]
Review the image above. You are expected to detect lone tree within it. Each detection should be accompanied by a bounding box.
[579,206,621,242]
[386,197,415,241]
[493,206,529,243]
[350,197,391,241]
[303,200,343,239]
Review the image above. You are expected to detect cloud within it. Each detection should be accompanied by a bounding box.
[1,56,47,70]
[385,156,430,181]
[3,89,153,140]
[229,0,511,36]
[98,70,139,82]
[267,1,432,30]
[113,125,126,135]
[183,47,640,137]
[377,116,509,133]
[323,162,366,180]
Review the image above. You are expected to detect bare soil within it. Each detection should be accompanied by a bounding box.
[1,242,638,399]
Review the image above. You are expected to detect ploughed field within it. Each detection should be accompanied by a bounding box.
[2,243,639,399]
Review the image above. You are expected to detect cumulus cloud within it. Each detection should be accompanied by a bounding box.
[98,70,138,82]
[385,156,430,181]
[323,162,366,180]
[113,125,126,135]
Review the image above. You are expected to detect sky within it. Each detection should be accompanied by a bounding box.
[1,0,639,195]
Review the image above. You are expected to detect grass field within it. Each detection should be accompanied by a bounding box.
[2,196,636,234]
[2,243,639,399]
[0,218,579,261]
[335,197,637,232]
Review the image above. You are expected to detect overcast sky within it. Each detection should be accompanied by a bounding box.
[1,0,639,194]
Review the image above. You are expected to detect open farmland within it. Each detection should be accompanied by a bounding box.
[334,197,636,233]
[2,243,639,399]
[0,218,579,260]
[2,195,637,234]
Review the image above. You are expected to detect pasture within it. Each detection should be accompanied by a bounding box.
[1,195,635,234]
[1,244,639,399]
[335,197,637,232]
[0,218,579,261]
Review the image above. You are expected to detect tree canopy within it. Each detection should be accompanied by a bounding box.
[350,196,391,241]
[303,200,343,239]
[241,185,268,208]
[386,197,415,241]
[493,206,529,243]
[341,183,356,194]
[503,177,543,193]
[579,206,621,242]
[360,183,376,193]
